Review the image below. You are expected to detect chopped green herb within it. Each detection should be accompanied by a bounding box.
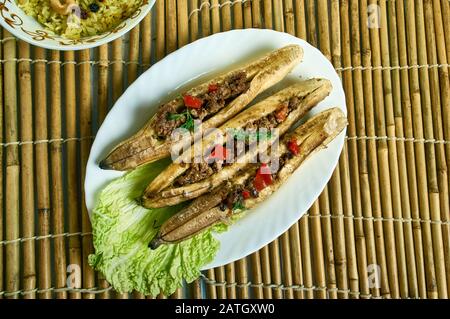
[181,112,195,131]
[167,110,195,131]
[232,200,245,211]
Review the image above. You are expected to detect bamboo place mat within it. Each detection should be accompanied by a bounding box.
[1,0,450,300]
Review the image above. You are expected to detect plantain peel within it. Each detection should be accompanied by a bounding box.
[99,45,303,171]
[141,78,332,208]
[149,108,347,248]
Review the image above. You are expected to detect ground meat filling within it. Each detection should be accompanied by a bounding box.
[153,72,250,138]
[174,163,214,186]
[173,96,301,186]
[153,100,187,137]
[190,72,250,120]
[244,96,302,131]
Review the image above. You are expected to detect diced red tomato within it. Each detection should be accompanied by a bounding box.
[253,163,273,191]
[183,95,203,109]
[275,103,289,122]
[262,172,273,185]
[210,145,228,161]
[208,84,219,92]
[242,190,251,199]
[288,137,299,155]
[253,174,266,192]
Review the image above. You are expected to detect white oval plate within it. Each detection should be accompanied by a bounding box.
[85,29,346,270]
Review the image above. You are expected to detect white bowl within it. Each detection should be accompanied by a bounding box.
[0,0,155,50]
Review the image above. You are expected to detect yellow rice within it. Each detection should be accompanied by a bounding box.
[18,0,144,39]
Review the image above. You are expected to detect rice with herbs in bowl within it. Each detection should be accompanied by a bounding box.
[18,0,145,39]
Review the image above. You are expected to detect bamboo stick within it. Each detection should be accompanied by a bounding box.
[318,198,337,299]
[284,0,294,35]
[141,14,152,70]
[422,0,448,298]
[338,147,363,296]
[128,26,140,84]
[359,0,392,298]
[166,0,177,53]
[157,292,167,299]
[49,50,67,299]
[178,0,189,48]
[220,0,232,31]
[191,279,202,298]
[97,273,110,300]
[171,288,183,299]
[395,0,427,298]
[214,267,227,298]
[34,47,52,299]
[233,0,243,29]
[98,45,109,123]
[340,0,370,298]
[4,31,20,299]
[189,0,199,41]
[349,0,381,298]
[442,0,450,73]
[318,0,349,299]
[211,0,221,33]
[250,252,264,298]
[236,259,249,298]
[294,0,306,39]
[308,202,327,299]
[157,0,166,59]
[280,232,294,299]
[432,0,450,294]
[317,0,330,58]
[263,0,272,29]
[405,0,438,298]
[64,50,82,299]
[260,245,273,298]
[273,0,283,31]
[329,170,350,299]
[306,0,317,46]
[299,217,313,298]
[251,0,262,28]
[367,0,401,298]
[288,224,304,299]
[18,40,36,299]
[206,269,217,298]
[200,0,210,37]
[225,263,237,298]
[268,240,283,299]
[79,49,96,299]
[112,40,124,103]
[386,0,419,298]
[331,0,359,299]
[243,0,252,28]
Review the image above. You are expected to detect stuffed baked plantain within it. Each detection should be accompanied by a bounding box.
[149,108,347,248]
[99,45,303,171]
[142,78,332,208]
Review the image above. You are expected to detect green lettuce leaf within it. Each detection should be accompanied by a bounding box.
[88,159,219,296]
